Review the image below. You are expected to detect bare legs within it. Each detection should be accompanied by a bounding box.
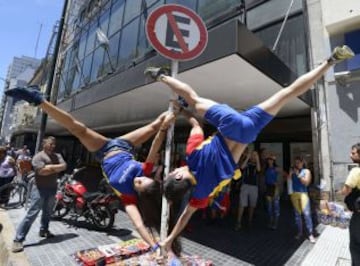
[230,61,332,162]
[159,76,217,117]
[40,101,166,152]
[159,61,332,165]
[120,113,166,147]
[40,101,107,152]
[258,61,331,116]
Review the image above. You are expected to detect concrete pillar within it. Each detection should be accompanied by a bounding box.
[305,0,334,196]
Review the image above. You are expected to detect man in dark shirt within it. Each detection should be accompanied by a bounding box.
[235,149,261,230]
[12,136,67,252]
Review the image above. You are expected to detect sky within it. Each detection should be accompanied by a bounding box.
[0,0,63,94]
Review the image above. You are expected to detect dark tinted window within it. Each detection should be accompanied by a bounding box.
[118,18,140,67]
[108,0,125,36]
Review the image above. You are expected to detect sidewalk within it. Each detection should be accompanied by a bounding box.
[0,208,30,266]
[301,225,351,266]
[0,205,353,266]
[1,207,248,266]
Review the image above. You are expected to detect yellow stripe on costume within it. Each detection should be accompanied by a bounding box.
[188,172,197,185]
[101,168,122,197]
[209,170,241,198]
[195,136,213,150]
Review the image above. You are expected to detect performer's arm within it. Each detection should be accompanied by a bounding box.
[160,204,197,251]
[180,108,203,136]
[299,169,312,186]
[145,112,175,163]
[125,204,158,248]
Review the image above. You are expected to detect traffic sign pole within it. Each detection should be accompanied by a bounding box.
[145,4,207,257]
[160,60,178,252]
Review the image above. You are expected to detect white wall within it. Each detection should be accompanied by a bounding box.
[321,0,360,34]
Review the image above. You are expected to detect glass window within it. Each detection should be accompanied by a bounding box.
[78,25,89,60]
[57,72,67,99]
[123,0,142,25]
[166,0,196,10]
[82,54,93,85]
[90,47,105,82]
[118,18,140,67]
[66,67,77,95]
[254,15,307,75]
[108,0,125,36]
[72,65,82,92]
[75,59,86,88]
[85,21,97,56]
[99,8,110,36]
[198,0,240,22]
[62,49,72,74]
[104,31,121,72]
[144,0,159,6]
[137,13,151,59]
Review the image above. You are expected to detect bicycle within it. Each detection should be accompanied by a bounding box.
[0,172,34,210]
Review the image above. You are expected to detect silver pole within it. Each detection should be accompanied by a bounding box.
[160,60,178,253]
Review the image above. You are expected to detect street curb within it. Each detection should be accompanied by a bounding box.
[0,209,30,266]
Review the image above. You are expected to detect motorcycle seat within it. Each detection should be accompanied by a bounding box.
[83,192,103,201]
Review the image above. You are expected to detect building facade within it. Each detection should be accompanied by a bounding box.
[9,0,360,197]
[0,56,41,143]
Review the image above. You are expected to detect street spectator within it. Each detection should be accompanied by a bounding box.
[338,143,360,265]
[0,146,17,206]
[264,154,282,230]
[258,147,269,208]
[235,149,261,230]
[288,156,316,243]
[12,136,67,252]
[6,143,17,159]
[16,146,32,178]
[144,45,354,252]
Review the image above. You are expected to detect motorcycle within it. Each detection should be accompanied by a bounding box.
[52,167,120,231]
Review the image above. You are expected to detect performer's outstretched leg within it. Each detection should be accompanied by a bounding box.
[5,88,168,151]
[257,61,330,116]
[258,45,354,116]
[36,100,108,152]
[145,68,216,117]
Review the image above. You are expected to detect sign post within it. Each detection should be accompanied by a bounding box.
[145,4,208,253]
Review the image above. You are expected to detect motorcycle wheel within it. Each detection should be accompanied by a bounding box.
[52,200,69,219]
[92,205,114,231]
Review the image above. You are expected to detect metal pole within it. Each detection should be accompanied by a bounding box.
[160,60,178,254]
[35,0,69,153]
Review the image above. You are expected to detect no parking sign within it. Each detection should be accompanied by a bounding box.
[146,4,208,61]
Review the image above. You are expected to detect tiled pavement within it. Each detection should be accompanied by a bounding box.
[1,200,351,266]
[4,207,249,266]
[301,225,351,266]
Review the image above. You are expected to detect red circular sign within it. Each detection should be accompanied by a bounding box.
[146,4,208,61]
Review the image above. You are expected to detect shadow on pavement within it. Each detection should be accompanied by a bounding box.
[55,217,133,240]
[183,200,314,266]
[24,232,79,248]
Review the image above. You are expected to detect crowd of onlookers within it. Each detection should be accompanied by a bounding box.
[0,143,33,206]
[1,141,320,243]
[141,145,319,243]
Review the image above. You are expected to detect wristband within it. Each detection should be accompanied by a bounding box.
[151,243,160,252]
